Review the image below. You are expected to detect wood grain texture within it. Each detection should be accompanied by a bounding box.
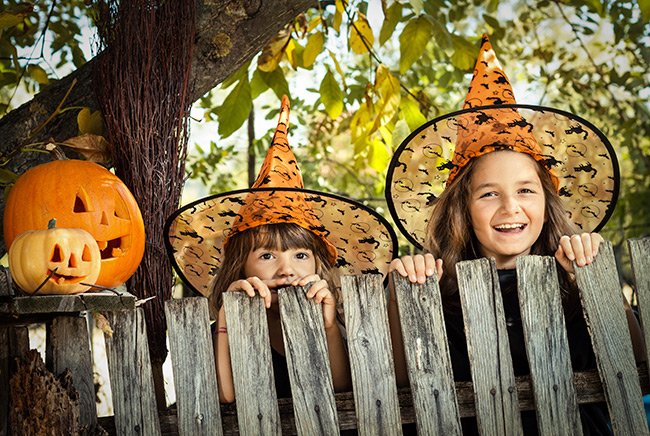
[50,315,97,429]
[341,274,402,436]
[516,255,582,435]
[165,298,222,436]
[222,291,281,436]
[392,272,462,435]
[0,325,29,436]
[104,308,161,436]
[1,290,136,314]
[575,241,649,436]
[629,237,650,366]
[456,258,523,435]
[278,284,339,436]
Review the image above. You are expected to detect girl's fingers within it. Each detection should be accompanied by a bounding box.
[435,258,444,281]
[293,274,321,287]
[389,258,408,277]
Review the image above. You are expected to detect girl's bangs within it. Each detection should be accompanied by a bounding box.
[251,223,317,251]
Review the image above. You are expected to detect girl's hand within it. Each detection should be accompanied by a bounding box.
[226,277,290,309]
[555,232,604,273]
[389,254,443,284]
[292,274,337,329]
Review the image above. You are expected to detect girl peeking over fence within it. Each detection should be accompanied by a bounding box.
[384,35,645,434]
[164,95,398,403]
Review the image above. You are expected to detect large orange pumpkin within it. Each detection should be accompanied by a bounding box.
[4,160,145,288]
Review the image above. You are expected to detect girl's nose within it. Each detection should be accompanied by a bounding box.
[501,195,521,214]
[275,257,295,278]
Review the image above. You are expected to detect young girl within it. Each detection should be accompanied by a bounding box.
[384,35,645,434]
[164,95,398,403]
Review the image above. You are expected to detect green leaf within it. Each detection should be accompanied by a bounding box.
[639,0,650,23]
[391,118,410,150]
[27,64,49,85]
[258,68,290,100]
[379,2,402,46]
[577,0,604,17]
[430,16,452,52]
[0,168,19,184]
[408,0,424,15]
[399,97,427,132]
[251,69,270,99]
[303,31,324,68]
[349,14,374,54]
[399,16,433,74]
[450,34,478,71]
[328,50,347,89]
[319,69,343,119]
[0,9,28,29]
[221,61,251,89]
[368,138,391,173]
[215,79,252,138]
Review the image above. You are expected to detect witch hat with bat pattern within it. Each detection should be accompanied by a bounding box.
[385,34,619,250]
[165,95,398,296]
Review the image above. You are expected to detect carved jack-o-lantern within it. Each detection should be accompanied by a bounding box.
[9,220,101,295]
[4,160,145,288]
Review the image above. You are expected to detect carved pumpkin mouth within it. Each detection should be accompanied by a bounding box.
[97,236,130,259]
[47,270,86,285]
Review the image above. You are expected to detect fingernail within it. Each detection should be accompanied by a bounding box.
[426,269,433,276]
[587,256,592,262]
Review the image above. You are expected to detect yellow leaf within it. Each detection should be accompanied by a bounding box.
[333,5,342,33]
[63,133,112,165]
[286,39,298,70]
[77,108,103,135]
[27,64,49,85]
[258,27,292,72]
[328,50,346,89]
[303,32,324,68]
[94,313,114,337]
[349,14,374,54]
[307,16,321,33]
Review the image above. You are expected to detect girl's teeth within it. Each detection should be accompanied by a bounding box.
[496,224,524,229]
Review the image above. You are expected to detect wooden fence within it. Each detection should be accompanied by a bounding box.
[2,239,650,435]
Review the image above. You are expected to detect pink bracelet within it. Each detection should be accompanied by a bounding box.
[216,327,228,334]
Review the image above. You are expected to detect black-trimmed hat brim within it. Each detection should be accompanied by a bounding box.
[165,187,399,297]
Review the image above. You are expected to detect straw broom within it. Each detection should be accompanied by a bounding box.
[92,0,196,408]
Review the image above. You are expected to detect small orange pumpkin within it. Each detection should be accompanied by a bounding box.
[9,219,101,295]
[4,160,145,288]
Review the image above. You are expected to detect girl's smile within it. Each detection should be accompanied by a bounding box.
[468,151,546,269]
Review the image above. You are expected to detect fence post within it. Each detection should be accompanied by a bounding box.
[278,284,340,436]
[104,308,161,436]
[516,255,582,435]
[223,292,281,435]
[456,258,523,435]
[392,272,463,436]
[575,241,649,436]
[165,298,223,436]
[341,274,402,436]
[628,237,650,366]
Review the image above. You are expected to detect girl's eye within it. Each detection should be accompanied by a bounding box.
[519,188,534,194]
[260,252,274,260]
[295,252,310,260]
[479,191,496,198]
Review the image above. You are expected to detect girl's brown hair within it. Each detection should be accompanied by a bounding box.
[424,150,580,317]
[207,222,338,319]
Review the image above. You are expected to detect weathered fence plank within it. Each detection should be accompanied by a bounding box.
[104,308,161,436]
[392,272,462,436]
[574,241,649,436]
[0,325,29,436]
[222,292,281,436]
[456,258,523,436]
[341,274,402,436]
[49,315,97,429]
[516,255,582,435]
[278,284,340,436]
[628,237,650,366]
[165,298,223,436]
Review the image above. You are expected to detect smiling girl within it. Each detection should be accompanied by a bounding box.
[384,35,644,434]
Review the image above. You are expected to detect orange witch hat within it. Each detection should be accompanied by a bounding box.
[164,95,398,297]
[223,95,338,260]
[385,34,619,249]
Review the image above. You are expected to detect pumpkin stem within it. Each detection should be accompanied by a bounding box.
[47,219,57,229]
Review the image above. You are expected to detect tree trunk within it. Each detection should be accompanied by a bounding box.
[0,0,315,254]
